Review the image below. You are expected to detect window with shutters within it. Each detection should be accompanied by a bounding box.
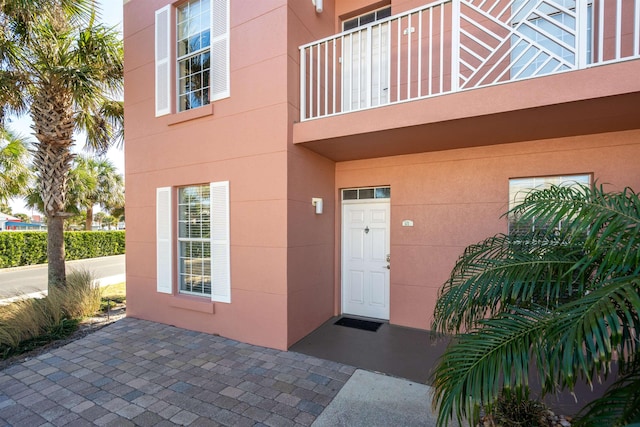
[156,182,231,302]
[155,0,229,117]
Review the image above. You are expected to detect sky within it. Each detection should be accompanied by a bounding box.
[8,0,124,214]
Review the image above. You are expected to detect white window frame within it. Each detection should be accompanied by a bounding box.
[177,184,213,296]
[176,0,212,112]
[156,182,230,303]
[508,174,591,235]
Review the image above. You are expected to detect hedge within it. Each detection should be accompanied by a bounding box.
[0,231,125,268]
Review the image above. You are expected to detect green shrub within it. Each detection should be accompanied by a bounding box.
[0,233,28,267]
[22,232,47,265]
[0,231,125,268]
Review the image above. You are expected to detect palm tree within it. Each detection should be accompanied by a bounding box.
[0,128,31,203]
[431,184,640,427]
[5,2,123,287]
[73,155,124,231]
[0,1,92,128]
[101,214,115,230]
[13,212,28,222]
[93,211,106,229]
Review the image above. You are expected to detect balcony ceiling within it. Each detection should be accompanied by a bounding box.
[293,61,640,162]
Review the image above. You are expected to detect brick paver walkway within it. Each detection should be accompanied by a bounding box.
[0,318,356,426]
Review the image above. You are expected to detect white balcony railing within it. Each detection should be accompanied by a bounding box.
[299,0,640,121]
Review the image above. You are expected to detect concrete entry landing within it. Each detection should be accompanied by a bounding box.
[291,315,619,418]
[290,316,450,385]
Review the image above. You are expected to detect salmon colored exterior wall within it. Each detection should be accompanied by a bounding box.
[335,130,640,329]
[125,0,294,350]
[124,0,640,350]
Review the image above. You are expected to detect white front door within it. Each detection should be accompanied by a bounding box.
[342,201,390,319]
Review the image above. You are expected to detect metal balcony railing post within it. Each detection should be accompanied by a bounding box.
[300,47,306,121]
[451,0,460,92]
[576,0,589,68]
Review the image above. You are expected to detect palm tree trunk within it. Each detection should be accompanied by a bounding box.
[86,205,93,230]
[47,214,66,286]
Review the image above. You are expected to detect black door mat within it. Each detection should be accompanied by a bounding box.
[334,317,383,332]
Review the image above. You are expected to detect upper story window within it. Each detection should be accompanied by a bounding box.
[177,0,211,112]
[155,0,229,117]
[508,174,591,235]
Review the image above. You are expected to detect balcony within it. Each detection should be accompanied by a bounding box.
[294,0,640,161]
[300,0,640,121]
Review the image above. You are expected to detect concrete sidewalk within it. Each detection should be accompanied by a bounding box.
[0,318,441,426]
[312,370,437,427]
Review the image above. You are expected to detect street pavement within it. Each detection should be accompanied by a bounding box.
[0,255,125,299]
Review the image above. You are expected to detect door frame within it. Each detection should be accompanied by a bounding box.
[340,196,391,320]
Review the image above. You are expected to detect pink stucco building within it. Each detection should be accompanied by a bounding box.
[124,0,640,350]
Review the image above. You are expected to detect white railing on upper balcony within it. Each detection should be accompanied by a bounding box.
[299,0,640,121]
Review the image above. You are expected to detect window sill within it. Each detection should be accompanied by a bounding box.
[167,103,214,126]
[169,295,215,314]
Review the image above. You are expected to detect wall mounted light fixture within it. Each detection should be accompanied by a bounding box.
[312,0,323,13]
[311,197,323,214]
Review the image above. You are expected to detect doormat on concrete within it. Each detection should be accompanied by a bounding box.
[334,317,383,332]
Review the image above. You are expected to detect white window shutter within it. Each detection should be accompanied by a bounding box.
[210,181,230,303]
[155,5,171,116]
[210,0,230,101]
[156,187,173,294]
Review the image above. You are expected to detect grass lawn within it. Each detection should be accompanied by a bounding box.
[100,282,126,312]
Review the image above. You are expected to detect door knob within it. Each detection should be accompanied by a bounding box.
[384,265,390,270]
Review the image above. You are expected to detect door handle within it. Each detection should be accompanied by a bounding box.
[384,265,390,270]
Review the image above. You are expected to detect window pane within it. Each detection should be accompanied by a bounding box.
[375,187,391,199]
[177,0,212,112]
[508,174,590,235]
[359,12,375,25]
[358,188,375,199]
[178,184,212,297]
[343,189,357,200]
[377,7,391,20]
[343,19,358,31]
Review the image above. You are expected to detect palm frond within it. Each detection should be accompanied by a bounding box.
[433,183,640,427]
[542,277,640,391]
[574,358,640,427]
[433,232,591,335]
[0,128,32,201]
[513,184,640,279]
[75,98,123,153]
[433,308,550,427]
